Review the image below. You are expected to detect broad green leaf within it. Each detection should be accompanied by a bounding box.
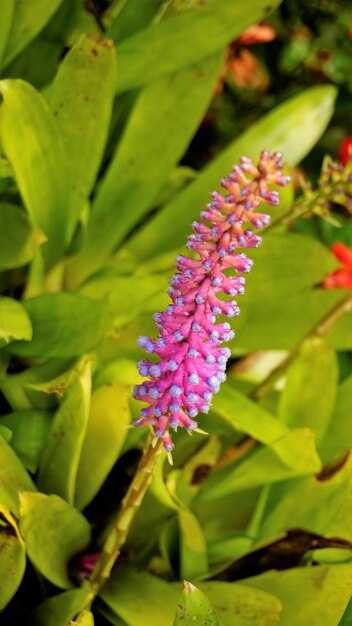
[125,86,337,261]
[0,505,26,611]
[0,0,15,71]
[2,0,64,68]
[47,34,117,230]
[0,203,46,271]
[258,454,352,542]
[338,597,352,626]
[279,338,338,446]
[100,565,179,625]
[0,436,36,517]
[245,233,337,300]
[8,293,111,358]
[0,79,69,267]
[198,580,281,626]
[25,589,94,626]
[0,297,32,344]
[68,53,223,286]
[198,428,321,501]
[234,290,352,352]
[173,582,220,626]
[244,564,352,626]
[19,492,91,589]
[107,0,162,42]
[212,384,288,446]
[79,272,168,327]
[37,360,91,504]
[0,410,52,473]
[101,564,281,626]
[75,382,131,510]
[179,509,208,579]
[114,0,281,93]
[320,375,352,463]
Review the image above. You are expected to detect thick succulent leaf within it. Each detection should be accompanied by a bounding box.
[173,582,220,626]
[25,589,94,626]
[101,565,281,626]
[2,0,63,68]
[79,273,168,327]
[320,375,352,463]
[279,338,338,446]
[8,293,111,358]
[0,505,26,611]
[0,436,36,517]
[198,428,321,501]
[0,203,46,271]
[0,297,32,344]
[0,0,15,70]
[0,410,52,473]
[258,453,352,542]
[37,360,91,504]
[68,53,223,286]
[75,382,131,510]
[244,564,352,626]
[0,79,69,267]
[212,384,288,446]
[179,508,208,579]
[114,0,281,92]
[47,34,117,231]
[19,491,91,589]
[125,86,337,261]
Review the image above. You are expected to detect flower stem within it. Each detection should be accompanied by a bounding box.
[87,435,164,594]
[250,291,352,402]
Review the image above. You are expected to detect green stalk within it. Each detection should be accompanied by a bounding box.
[87,435,164,594]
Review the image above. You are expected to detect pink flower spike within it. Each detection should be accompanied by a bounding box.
[133,152,290,451]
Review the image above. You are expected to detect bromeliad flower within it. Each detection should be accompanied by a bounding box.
[133,151,290,451]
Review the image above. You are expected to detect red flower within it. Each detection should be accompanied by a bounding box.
[338,137,352,166]
[323,242,352,289]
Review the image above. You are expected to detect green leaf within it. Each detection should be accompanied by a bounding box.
[320,375,352,463]
[0,435,36,517]
[79,272,168,327]
[114,0,281,93]
[0,0,15,71]
[19,492,90,589]
[2,0,64,68]
[37,360,91,504]
[244,564,352,626]
[0,203,46,271]
[68,53,223,286]
[72,610,95,626]
[0,505,26,611]
[279,338,338,446]
[8,293,110,358]
[198,428,321,501]
[47,34,117,229]
[338,597,352,626]
[75,382,131,510]
[258,454,352,542]
[0,297,32,344]
[25,589,94,626]
[100,565,179,625]
[212,384,288,446]
[179,509,208,579]
[0,410,52,473]
[125,86,337,261]
[0,79,69,268]
[173,581,220,626]
[198,580,282,626]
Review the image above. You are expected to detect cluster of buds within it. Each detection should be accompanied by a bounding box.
[315,155,352,218]
[133,151,290,451]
